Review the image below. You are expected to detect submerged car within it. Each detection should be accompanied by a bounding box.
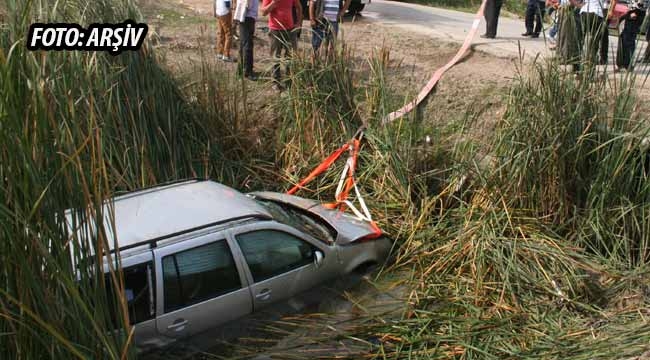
[66,179,392,350]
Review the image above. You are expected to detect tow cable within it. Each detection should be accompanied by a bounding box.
[287,127,382,238]
[287,0,490,235]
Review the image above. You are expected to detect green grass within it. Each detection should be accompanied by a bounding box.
[3,0,650,358]
[224,42,650,359]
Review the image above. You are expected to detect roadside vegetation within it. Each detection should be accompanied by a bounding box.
[400,0,526,16]
[2,0,650,359]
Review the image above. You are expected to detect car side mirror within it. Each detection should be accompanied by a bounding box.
[314,251,324,268]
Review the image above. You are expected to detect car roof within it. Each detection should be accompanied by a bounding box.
[65,180,271,254]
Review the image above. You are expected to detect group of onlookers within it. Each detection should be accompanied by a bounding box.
[482,0,650,72]
[214,0,351,89]
[553,0,649,72]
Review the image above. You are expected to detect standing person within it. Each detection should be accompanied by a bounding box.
[261,0,303,89]
[310,0,352,58]
[616,1,646,70]
[546,0,561,43]
[292,0,307,40]
[482,0,504,39]
[557,0,582,72]
[644,7,650,62]
[235,0,260,80]
[215,0,235,62]
[580,0,608,66]
[523,0,547,37]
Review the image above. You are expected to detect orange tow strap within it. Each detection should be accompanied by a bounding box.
[322,138,360,210]
[287,133,383,238]
[286,142,352,196]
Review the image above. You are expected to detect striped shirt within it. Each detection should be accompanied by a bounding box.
[313,0,340,22]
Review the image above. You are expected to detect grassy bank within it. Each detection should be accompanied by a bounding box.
[236,59,650,359]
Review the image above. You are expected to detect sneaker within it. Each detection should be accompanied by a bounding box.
[222,56,235,62]
[531,33,540,38]
[245,73,258,81]
[522,32,533,37]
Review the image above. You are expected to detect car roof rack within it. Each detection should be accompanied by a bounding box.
[112,178,206,201]
[110,213,273,254]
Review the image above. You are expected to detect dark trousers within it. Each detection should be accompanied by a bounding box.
[292,6,302,39]
[525,0,546,34]
[269,30,297,81]
[580,12,608,65]
[239,17,255,76]
[484,0,504,37]
[645,25,650,62]
[617,12,645,69]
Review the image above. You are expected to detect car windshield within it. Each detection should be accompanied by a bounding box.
[255,199,336,244]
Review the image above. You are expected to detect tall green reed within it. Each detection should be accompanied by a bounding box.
[493,57,650,267]
[0,0,242,357]
[261,48,650,359]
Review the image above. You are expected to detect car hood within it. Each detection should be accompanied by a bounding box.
[248,191,380,245]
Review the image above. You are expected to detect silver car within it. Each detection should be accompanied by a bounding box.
[66,179,392,350]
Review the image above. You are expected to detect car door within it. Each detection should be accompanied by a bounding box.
[153,231,253,339]
[229,223,334,311]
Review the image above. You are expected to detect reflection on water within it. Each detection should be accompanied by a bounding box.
[143,269,408,359]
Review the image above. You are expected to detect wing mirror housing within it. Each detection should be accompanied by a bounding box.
[314,251,324,268]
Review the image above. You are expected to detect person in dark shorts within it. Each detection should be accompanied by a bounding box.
[262,0,303,88]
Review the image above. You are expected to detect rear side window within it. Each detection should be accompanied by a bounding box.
[162,240,241,313]
[236,230,316,282]
[104,262,155,325]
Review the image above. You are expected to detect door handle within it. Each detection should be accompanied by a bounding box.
[255,289,272,301]
[167,319,188,332]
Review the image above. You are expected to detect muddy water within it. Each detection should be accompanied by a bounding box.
[143,270,408,359]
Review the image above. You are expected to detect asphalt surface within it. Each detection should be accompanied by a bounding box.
[363,0,650,68]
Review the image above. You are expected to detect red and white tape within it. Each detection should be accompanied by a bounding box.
[382,0,488,124]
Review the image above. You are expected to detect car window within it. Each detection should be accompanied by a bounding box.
[236,230,316,282]
[103,262,155,325]
[255,200,336,244]
[162,240,241,313]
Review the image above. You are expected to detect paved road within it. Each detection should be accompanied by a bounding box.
[363,0,649,66]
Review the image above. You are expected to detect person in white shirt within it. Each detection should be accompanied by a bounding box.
[235,0,260,80]
[580,0,609,65]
